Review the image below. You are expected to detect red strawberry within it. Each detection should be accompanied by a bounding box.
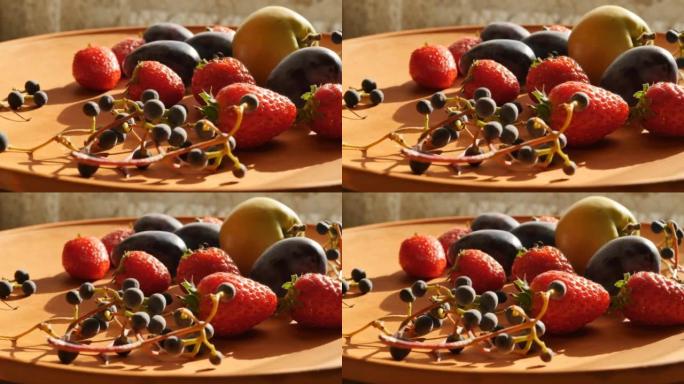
[62,236,110,281]
[72,46,121,91]
[126,61,185,107]
[100,228,134,258]
[176,247,240,286]
[284,273,342,329]
[300,83,342,140]
[114,251,171,295]
[409,44,457,90]
[528,270,609,334]
[399,234,447,279]
[526,56,589,99]
[617,271,684,326]
[111,37,145,73]
[191,58,255,103]
[462,59,520,105]
[212,82,297,149]
[448,37,481,75]
[437,227,471,256]
[449,249,505,294]
[541,81,629,147]
[511,246,574,282]
[635,82,684,137]
[195,272,277,336]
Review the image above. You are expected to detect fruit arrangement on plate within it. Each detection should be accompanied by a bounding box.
[0,197,342,372]
[0,5,341,184]
[343,196,684,382]
[342,5,684,190]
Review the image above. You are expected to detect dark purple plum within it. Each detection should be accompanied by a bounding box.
[123,41,201,85]
[510,221,556,248]
[481,22,530,41]
[174,222,220,250]
[185,32,234,60]
[143,22,194,43]
[250,237,327,297]
[471,213,519,231]
[585,236,660,294]
[521,30,569,59]
[266,47,342,108]
[133,213,183,233]
[600,46,678,106]
[459,39,536,84]
[112,231,187,275]
[449,229,523,273]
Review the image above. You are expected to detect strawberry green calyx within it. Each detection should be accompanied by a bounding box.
[611,273,632,311]
[181,280,201,315]
[632,83,652,120]
[199,91,219,123]
[299,85,320,123]
[512,278,534,313]
[531,90,552,122]
[278,274,300,314]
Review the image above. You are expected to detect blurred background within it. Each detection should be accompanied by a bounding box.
[0,0,341,41]
[344,0,684,38]
[0,193,341,229]
[343,193,684,227]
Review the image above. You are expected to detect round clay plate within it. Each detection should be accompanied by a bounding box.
[0,27,341,191]
[342,26,684,191]
[342,216,684,384]
[0,218,340,384]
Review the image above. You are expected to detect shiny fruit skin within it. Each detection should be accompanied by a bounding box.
[233,6,316,85]
[530,270,610,334]
[511,245,574,282]
[174,222,221,250]
[288,273,342,329]
[449,249,505,293]
[526,56,589,99]
[438,227,471,255]
[266,47,342,108]
[459,39,536,85]
[620,271,684,326]
[409,44,457,90]
[521,30,569,59]
[62,236,110,281]
[568,5,651,83]
[637,82,684,137]
[219,197,302,274]
[126,61,186,107]
[123,41,200,85]
[449,229,523,274]
[101,228,134,258]
[191,57,255,103]
[143,22,193,43]
[600,46,678,105]
[510,221,556,248]
[186,31,234,60]
[197,272,277,336]
[585,236,660,294]
[111,37,145,72]
[555,196,637,274]
[72,46,121,91]
[399,235,447,279]
[176,247,240,287]
[250,237,327,297]
[462,60,520,105]
[114,250,171,295]
[133,213,182,233]
[547,81,629,146]
[470,212,519,231]
[480,22,530,41]
[448,37,481,75]
[112,231,187,274]
[215,82,297,149]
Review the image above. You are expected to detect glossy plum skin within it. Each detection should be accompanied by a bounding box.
[521,31,569,59]
[510,221,556,248]
[585,236,660,294]
[123,41,201,85]
[481,22,530,41]
[143,22,194,43]
[186,32,234,60]
[266,47,342,108]
[471,213,519,231]
[249,237,327,297]
[448,229,523,273]
[174,222,221,250]
[459,39,536,84]
[112,231,187,275]
[133,213,183,233]
[600,46,678,105]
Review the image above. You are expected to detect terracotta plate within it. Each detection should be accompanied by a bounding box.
[0,27,341,191]
[342,216,684,384]
[0,218,340,384]
[342,26,684,191]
